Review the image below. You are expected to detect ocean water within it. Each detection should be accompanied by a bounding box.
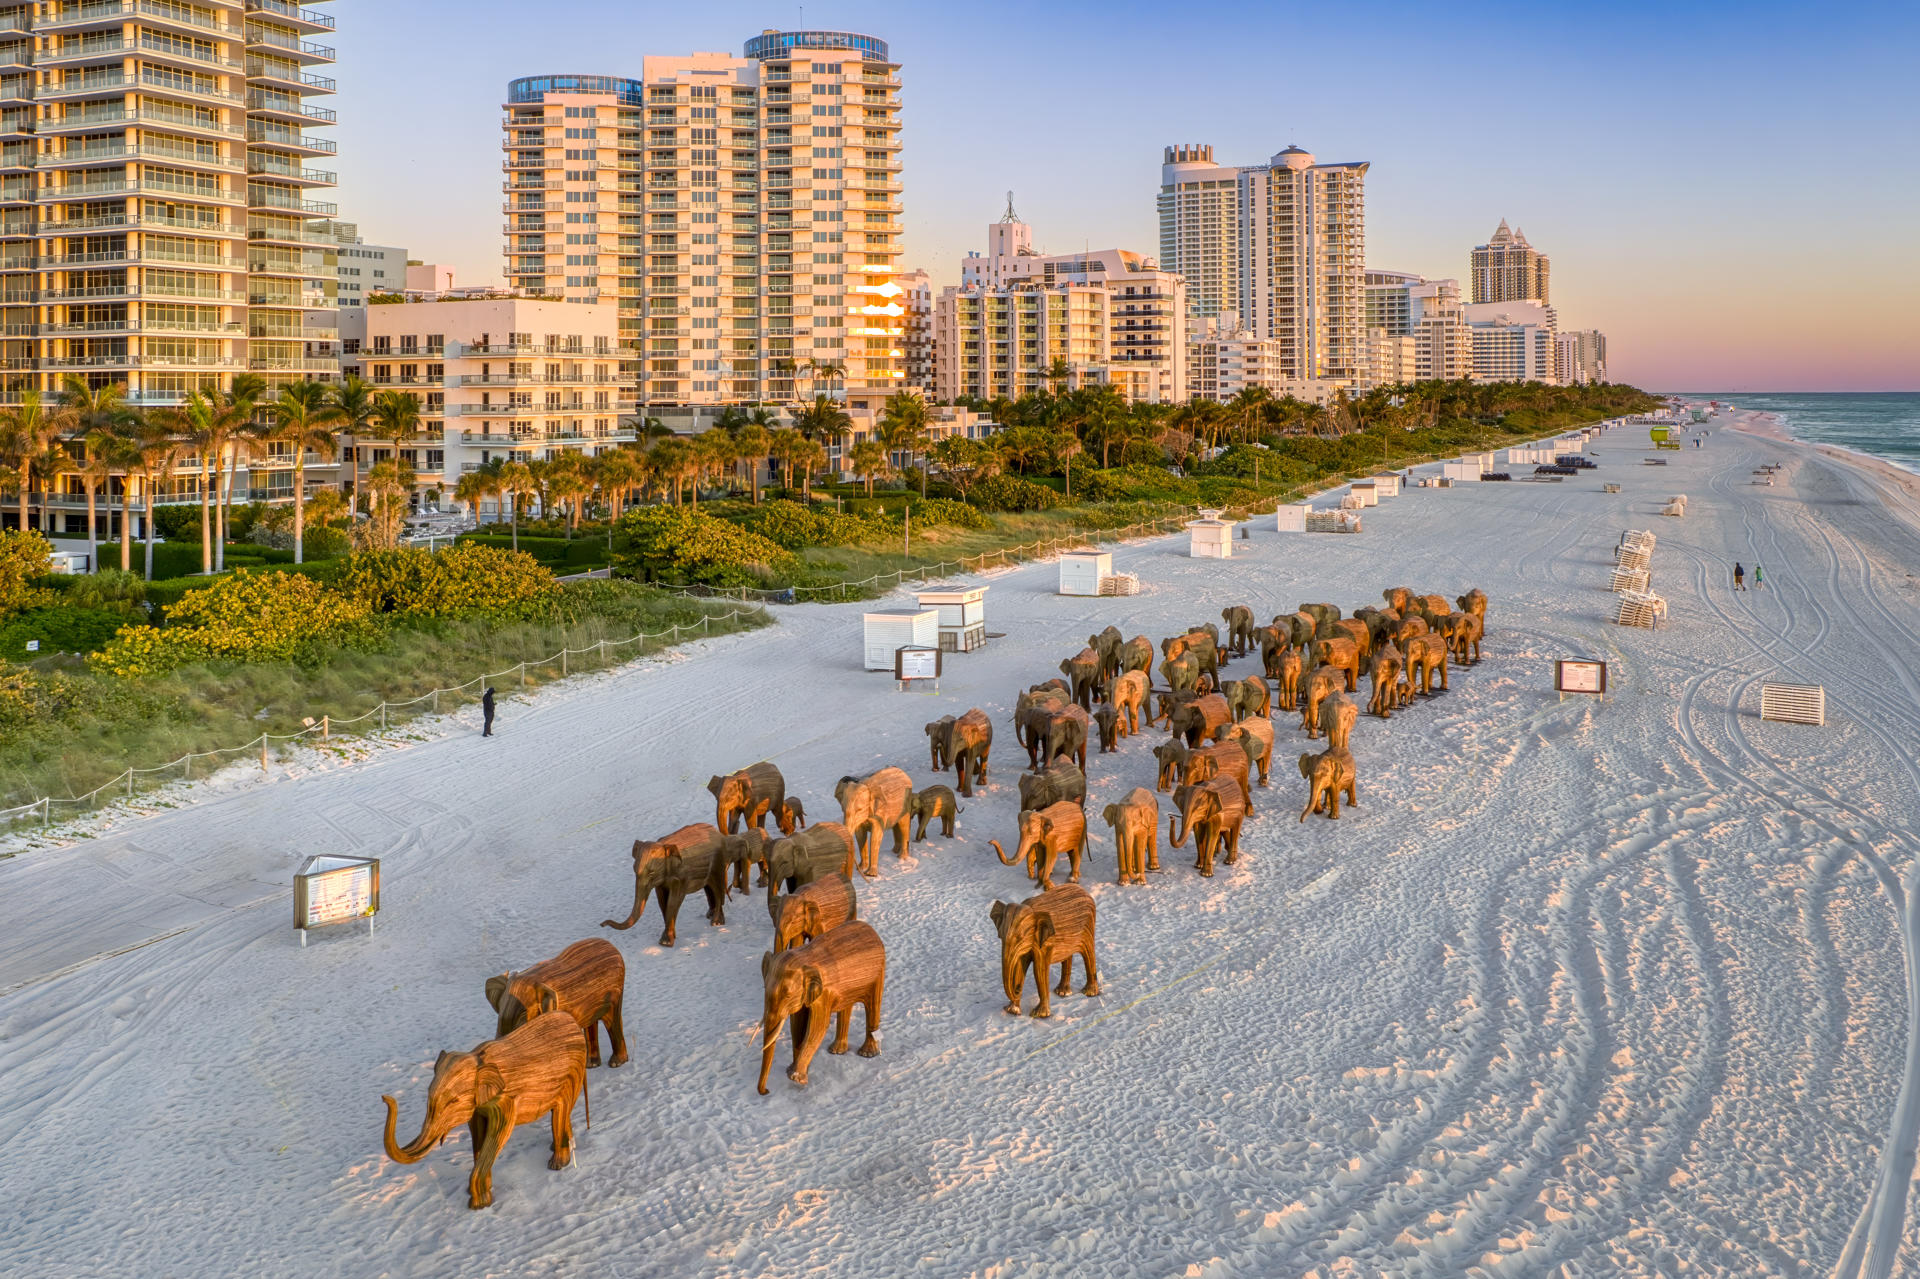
[1679,391,1920,476]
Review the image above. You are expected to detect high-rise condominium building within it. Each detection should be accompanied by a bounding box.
[1556,329,1607,384]
[1466,300,1558,382]
[1158,144,1368,385]
[1365,269,1471,383]
[320,221,406,354]
[900,266,932,391]
[1470,219,1549,305]
[1187,319,1283,404]
[501,30,904,410]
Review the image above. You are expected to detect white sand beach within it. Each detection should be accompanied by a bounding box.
[6,416,1920,1277]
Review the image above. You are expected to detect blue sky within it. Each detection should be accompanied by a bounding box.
[330,0,1920,390]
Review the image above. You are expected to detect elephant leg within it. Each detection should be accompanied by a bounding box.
[1033,962,1054,1019]
[1068,842,1082,884]
[656,885,679,947]
[941,812,955,838]
[1346,777,1359,809]
[1006,956,1031,1015]
[1082,942,1101,996]
[787,1008,813,1084]
[1052,955,1074,997]
[912,814,926,842]
[583,1017,602,1068]
[829,1009,851,1055]
[469,1111,513,1210]
[893,817,911,858]
[1146,829,1162,873]
[548,1093,574,1170]
[606,1001,629,1067]
[705,882,725,927]
[858,984,883,1056]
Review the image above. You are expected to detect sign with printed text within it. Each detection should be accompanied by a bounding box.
[894,646,942,681]
[294,855,380,932]
[1556,660,1608,696]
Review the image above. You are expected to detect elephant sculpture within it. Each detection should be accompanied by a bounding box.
[1392,614,1430,646]
[1281,611,1318,649]
[1152,687,1200,731]
[928,708,992,796]
[908,785,962,840]
[1105,670,1149,738]
[1314,637,1361,692]
[1152,739,1191,792]
[1168,691,1231,748]
[382,1012,588,1210]
[1368,643,1405,718]
[1019,758,1086,812]
[764,822,858,909]
[1016,704,1059,770]
[1299,603,1342,640]
[1383,586,1415,615]
[1404,633,1449,697]
[1299,747,1358,821]
[486,937,628,1069]
[1160,650,1202,697]
[708,762,790,840]
[1457,588,1488,621]
[991,884,1099,1018]
[1059,647,1101,710]
[777,798,807,830]
[1088,625,1125,683]
[1168,776,1246,877]
[1181,630,1223,682]
[1118,634,1155,676]
[1102,787,1160,883]
[992,800,1087,889]
[1183,739,1254,814]
[1228,718,1274,786]
[769,871,857,953]
[1256,626,1286,677]
[1416,593,1450,617]
[1093,705,1119,754]
[757,921,886,1094]
[1451,611,1484,664]
[1300,664,1344,738]
[602,823,732,947]
[718,828,772,896]
[1221,605,1256,658]
[1037,704,1090,772]
[1427,610,1464,654]
[1276,645,1303,712]
[925,714,956,771]
[1319,690,1357,755]
[1331,618,1372,664]
[1354,607,1400,652]
[1223,674,1271,722]
[835,767,914,877]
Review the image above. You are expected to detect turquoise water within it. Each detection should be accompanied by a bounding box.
[1677,392,1920,476]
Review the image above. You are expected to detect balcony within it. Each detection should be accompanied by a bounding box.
[246,92,335,125]
[41,107,246,139]
[248,123,337,155]
[246,0,336,33]
[40,36,242,75]
[39,142,243,171]
[246,157,335,186]
[244,26,335,64]
[41,0,243,37]
[246,186,336,216]
[246,62,335,95]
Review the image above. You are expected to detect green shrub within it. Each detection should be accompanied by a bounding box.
[612,505,794,587]
[336,543,559,620]
[733,499,893,550]
[904,498,991,530]
[0,530,54,620]
[968,474,1060,513]
[1118,440,1168,468]
[94,570,379,678]
[152,505,203,541]
[0,606,136,659]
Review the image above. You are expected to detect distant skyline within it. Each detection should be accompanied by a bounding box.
[329,0,1920,392]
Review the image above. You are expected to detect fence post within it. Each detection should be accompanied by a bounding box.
[321,716,329,740]
[260,736,269,775]
[702,615,710,634]
[381,703,387,731]
[126,770,133,799]
[562,648,567,677]
[41,796,50,828]
[520,662,527,688]
[432,690,439,713]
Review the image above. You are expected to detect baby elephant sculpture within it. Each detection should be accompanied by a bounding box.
[603,823,731,947]
[382,1011,588,1210]
[485,937,628,1069]
[908,785,962,840]
[1299,748,1358,821]
[1019,759,1085,812]
[769,871,858,953]
[708,762,790,839]
[1093,704,1120,754]
[991,884,1099,1018]
[1152,739,1191,792]
[992,800,1087,889]
[1103,787,1160,883]
[757,921,886,1094]
[835,767,914,877]
[1105,670,1149,738]
[1276,645,1303,712]
[926,708,994,796]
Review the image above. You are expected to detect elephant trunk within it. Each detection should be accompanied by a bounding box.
[757,1021,780,1095]
[601,872,650,931]
[1168,810,1188,849]
[990,838,1019,866]
[382,1094,439,1165]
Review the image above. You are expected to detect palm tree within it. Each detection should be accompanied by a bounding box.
[848,437,889,497]
[94,428,144,572]
[72,431,116,572]
[497,460,534,549]
[366,390,421,527]
[691,430,733,507]
[792,393,851,444]
[163,387,253,574]
[1,387,72,535]
[593,448,642,519]
[453,466,501,527]
[732,420,769,504]
[1051,427,1083,498]
[218,373,267,572]
[647,436,692,505]
[548,463,592,535]
[129,412,185,580]
[329,374,375,494]
[269,380,348,564]
[877,391,931,497]
[793,437,827,500]
[766,427,804,494]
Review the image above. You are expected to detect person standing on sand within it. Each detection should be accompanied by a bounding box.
[1733,563,1746,591]
[1755,564,1764,589]
[482,687,496,737]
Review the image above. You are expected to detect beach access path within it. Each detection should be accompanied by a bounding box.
[5,415,1920,1278]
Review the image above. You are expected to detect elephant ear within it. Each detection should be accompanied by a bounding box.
[473,1062,507,1107]
[532,984,559,1016]
[484,973,510,1012]
[803,970,825,1010]
[1035,915,1057,949]
[761,950,775,982]
[990,900,1008,930]
[707,774,726,798]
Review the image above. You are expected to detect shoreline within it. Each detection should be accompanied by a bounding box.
[1719,406,1920,513]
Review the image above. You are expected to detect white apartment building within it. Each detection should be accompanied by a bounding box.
[900,266,933,392]
[359,298,632,505]
[1159,144,1369,385]
[1365,332,1419,388]
[1466,300,1559,383]
[1471,219,1550,305]
[500,30,904,409]
[1366,269,1472,383]
[935,213,1186,405]
[1187,321,1283,404]
[320,221,406,354]
[1556,329,1607,384]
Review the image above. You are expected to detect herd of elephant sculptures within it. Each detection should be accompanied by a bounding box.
[378,583,1488,1209]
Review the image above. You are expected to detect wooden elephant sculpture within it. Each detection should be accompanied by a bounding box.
[1404,633,1449,696]
[1168,776,1246,877]
[1256,626,1286,676]
[1383,586,1415,615]
[1102,787,1160,883]
[1183,739,1254,815]
[486,937,628,1069]
[1018,759,1085,813]
[1105,670,1148,738]
[777,797,806,830]
[1015,683,1071,722]
[709,762,791,838]
[1059,647,1101,710]
[928,707,992,796]
[1118,634,1155,676]
[1299,603,1342,640]
[1093,705,1119,754]
[1275,645,1303,712]
[1427,610,1465,654]
[925,714,956,771]
[602,823,731,947]
[908,785,962,840]
[1152,738,1191,792]
[1088,625,1125,683]
[1169,691,1231,748]
[1221,605,1256,657]
[1160,650,1202,697]
[991,884,1099,1017]
[1457,588,1488,621]
[757,921,885,1094]
[1368,643,1404,718]
[1152,687,1202,731]
[1318,690,1357,755]
[764,822,858,913]
[1300,664,1344,738]
[992,800,1087,889]
[1354,606,1400,652]
[718,828,772,896]
[1223,674,1271,722]
[1331,617,1372,664]
[769,871,857,953]
[1392,614,1430,646]
[1280,611,1318,650]
[835,767,914,877]
[1037,704,1090,772]
[1228,718,1274,786]
[1299,747,1358,820]
[1451,611,1484,664]
[1415,592,1450,617]
[1015,703,1058,770]
[1314,636,1361,692]
[382,1012,588,1210]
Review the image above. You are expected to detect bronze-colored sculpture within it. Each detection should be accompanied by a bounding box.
[1223,674,1271,722]
[1168,776,1246,876]
[1035,704,1090,772]
[778,797,807,830]
[1416,592,1450,617]
[1087,625,1125,683]
[907,784,962,840]
[718,828,772,895]
[769,871,857,952]
[1383,586,1414,615]
[1368,643,1404,718]
[928,708,993,796]
[1152,738,1191,792]
[1299,603,1342,640]
[1299,747,1358,820]
[1160,649,1202,697]
[1331,617,1372,664]
[765,822,858,904]
[1117,634,1155,676]
[1102,787,1160,883]
[1314,636,1361,692]
[1169,691,1231,747]
[1319,690,1357,755]
[992,800,1087,889]
[1228,719,1274,786]
[1093,704,1119,754]
[708,762,791,837]
[834,767,914,877]
[1457,588,1488,621]
[1276,645,1303,713]
[1281,611,1317,649]
[602,823,732,946]
[1451,611,1484,664]
[1255,625,1285,677]
[382,1011,588,1210]
[925,714,956,771]
[1392,614,1429,646]
[1183,739,1254,814]
[1059,647,1101,710]
[1220,605,1256,658]
[1404,633,1449,696]
[757,920,886,1094]
[1105,670,1148,738]
[1018,758,1085,812]
[990,884,1099,1018]
[487,938,628,1069]
[1300,664,1342,738]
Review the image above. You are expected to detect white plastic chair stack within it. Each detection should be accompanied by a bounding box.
[1609,567,1650,593]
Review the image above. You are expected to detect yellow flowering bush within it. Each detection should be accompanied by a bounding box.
[93,570,377,678]
[336,544,559,620]
[0,529,55,620]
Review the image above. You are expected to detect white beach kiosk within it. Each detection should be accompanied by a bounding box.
[862,607,938,671]
[913,586,988,652]
[1441,459,1481,482]
[1058,550,1111,596]
[1369,473,1401,498]
[1348,481,1379,507]
[1275,504,1307,533]
[1189,510,1233,558]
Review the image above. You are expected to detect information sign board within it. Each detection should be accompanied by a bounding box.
[294,855,380,944]
[1555,659,1608,697]
[894,646,942,682]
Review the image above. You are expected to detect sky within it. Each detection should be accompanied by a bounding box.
[329,0,1920,392]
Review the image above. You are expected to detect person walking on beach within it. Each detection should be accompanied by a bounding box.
[1733,563,1746,591]
[1754,564,1764,590]
[482,687,496,737]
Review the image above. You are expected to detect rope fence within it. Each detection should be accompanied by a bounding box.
[4,601,768,832]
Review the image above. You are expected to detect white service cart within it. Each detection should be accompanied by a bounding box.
[1189,516,1234,558]
[914,587,988,653]
[1275,504,1307,533]
[1369,473,1401,498]
[1058,550,1111,596]
[862,608,939,671]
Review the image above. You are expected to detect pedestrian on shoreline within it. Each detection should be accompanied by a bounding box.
[482,687,496,737]
[1754,564,1764,590]
[1733,563,1746,591]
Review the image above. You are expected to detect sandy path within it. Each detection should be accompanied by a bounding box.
[5,420,1920,1277]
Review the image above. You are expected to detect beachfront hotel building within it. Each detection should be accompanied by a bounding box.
[320,221,407,354]
[1158,144,1369,386]
[1187,320,1283,404]
[1556,329,1607,384]
[933,209,1187,405]
[500,30,905,411]
[1365,270,1472,384]
[900,266,933,392]
[1466,300,1559,383]
[1470,220,1550,305]
[0,0,341,536]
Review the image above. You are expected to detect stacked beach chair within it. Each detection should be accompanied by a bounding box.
[1662,494,1688,517]
[1610,530,1666,627]
[1098,572,1140,597]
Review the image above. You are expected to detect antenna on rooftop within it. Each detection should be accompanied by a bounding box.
[1000,190,1019,223]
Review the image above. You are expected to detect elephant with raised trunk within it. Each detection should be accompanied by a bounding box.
[602,823,732,947]
[381,1011,588,1210]
[769,871,857,953]
[764,822,858,914]
[708,763,791,840]
[1299,747,1358,820]
[991,884,1099,1018]
[1088,626,1125,683]
[835,767,914,878]
[928,708,993,796]
[1060,647,1101,710]
[1103,787,1160,883]
[1168,776,1246,877]
[1183,739,1254,815]
[485,937,627,1069]
[1019,759,1085,813]
[992,800,1087,889]
[757,921,885,1095]
[1220,605,1256,658]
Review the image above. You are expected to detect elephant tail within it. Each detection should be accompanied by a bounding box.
[582,1065,591,1129]
[990,839,1019,866]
